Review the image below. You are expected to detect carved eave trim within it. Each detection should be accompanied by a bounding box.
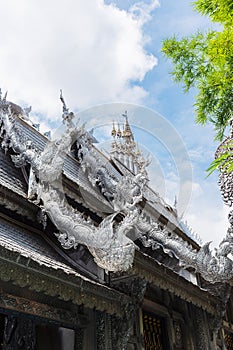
[0,185,37,220]
[131,251,217,315]
[0,288,89,328]
[0,245,130,317]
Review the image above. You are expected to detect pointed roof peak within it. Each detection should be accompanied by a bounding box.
[111,121,116,138]
[122,111,134,141]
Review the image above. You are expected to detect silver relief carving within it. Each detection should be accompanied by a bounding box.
[2,94,233,280]
[138,215,233,283]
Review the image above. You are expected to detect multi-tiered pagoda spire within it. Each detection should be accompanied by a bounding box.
[110,111,148,177]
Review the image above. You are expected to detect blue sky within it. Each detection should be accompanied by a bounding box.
[0,0,228,246]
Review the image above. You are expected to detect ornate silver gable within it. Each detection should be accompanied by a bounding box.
[1,91,233,282]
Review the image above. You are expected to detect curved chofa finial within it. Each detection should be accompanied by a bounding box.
[2,93,233,281]
[60,89,74,125]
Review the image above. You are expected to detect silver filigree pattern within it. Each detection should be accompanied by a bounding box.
[2,93,233,280]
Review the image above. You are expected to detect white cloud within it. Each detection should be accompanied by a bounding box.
[188,147,209,163]
[182,177,230,248]
[129,0,160,25]
[157,167,230,249]
[186,200,230,249]
[0,0,158,121]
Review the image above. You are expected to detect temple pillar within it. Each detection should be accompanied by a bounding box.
[191,306,212,350]
[110,278,147,350]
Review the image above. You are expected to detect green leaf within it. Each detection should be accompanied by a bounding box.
[162,0,233,140]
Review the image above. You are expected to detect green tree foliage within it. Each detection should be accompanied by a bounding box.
[162,0,233,141]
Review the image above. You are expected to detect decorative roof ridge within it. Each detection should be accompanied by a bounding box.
[1,92,233,288]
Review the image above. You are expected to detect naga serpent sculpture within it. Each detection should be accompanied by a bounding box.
[1,93,233,281]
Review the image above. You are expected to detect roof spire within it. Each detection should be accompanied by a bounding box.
[111,122,116,138]
[110,112,148,178]
[117,123,122,138]
[136,142,141,156]
[122,111,134,141]
[3,91,7,102]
